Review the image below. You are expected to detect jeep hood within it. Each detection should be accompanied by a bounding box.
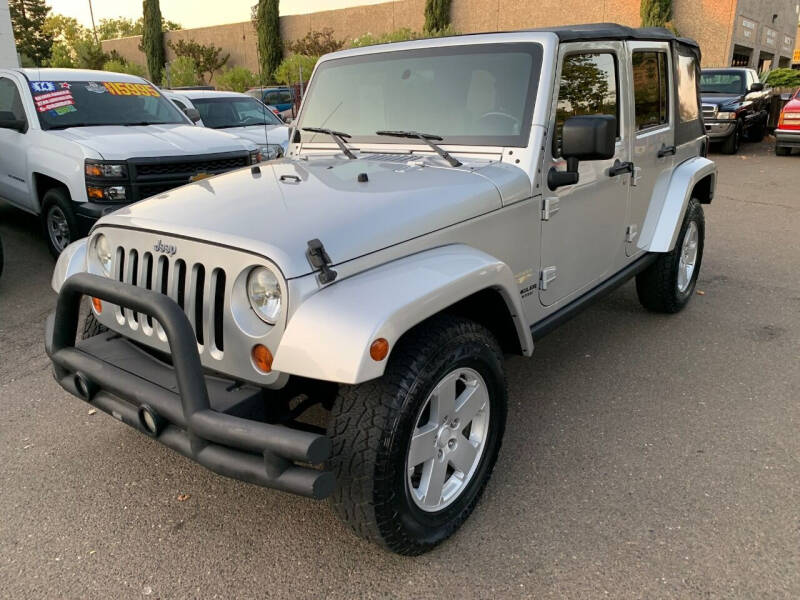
[98,156,528,278]
[50,124,255,160]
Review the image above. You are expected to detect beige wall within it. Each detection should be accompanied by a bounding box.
[100,0,797,76]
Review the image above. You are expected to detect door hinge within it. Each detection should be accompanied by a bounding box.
[541,197,560,221]
[540,266,558,290]
[626,224,638,243]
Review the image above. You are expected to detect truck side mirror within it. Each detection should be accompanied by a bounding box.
[185,108,201,123]
[749,82,764,92]
[0,111,27,133]
[548,115,616,190]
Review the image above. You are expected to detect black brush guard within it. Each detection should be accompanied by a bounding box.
[45,272,334,499]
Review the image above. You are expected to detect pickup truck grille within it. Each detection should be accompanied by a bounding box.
[702,104,717,120]
[127,152,250,202]
[113,245,226,355]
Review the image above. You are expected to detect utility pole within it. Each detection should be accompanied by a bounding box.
[88,0,99,44]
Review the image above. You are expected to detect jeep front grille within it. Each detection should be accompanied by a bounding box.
[114,246,227,355]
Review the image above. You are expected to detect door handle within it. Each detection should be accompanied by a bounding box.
[608,160,634,177]
[657,144,676,158]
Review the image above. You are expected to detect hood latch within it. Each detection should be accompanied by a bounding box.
[306,239,337,284]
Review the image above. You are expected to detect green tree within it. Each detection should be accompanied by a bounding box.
[102,58,147,77]
[424,0,451,33]
[43,14,107,69]
[97,16,181,40]
[286,28,344,56]
[161,56,200,88]
[9,0,53,66]
[168,39,229,83]
[141,0,166,83]
[556,54,613,127]
[254,0,282,81]
[274,53,318,86]
[216,66,258,92]
[640,0,672,28]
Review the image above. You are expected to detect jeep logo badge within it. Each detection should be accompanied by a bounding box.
[153,240,177,256]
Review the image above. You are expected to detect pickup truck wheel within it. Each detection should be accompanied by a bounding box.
[81,313,108,339]
[719,121,741,154]
[636,198,705,314]
[747,118,765,142]
[41,188,79,258]
[327,315,507,555]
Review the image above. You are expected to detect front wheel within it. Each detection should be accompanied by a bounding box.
[327,315,507,555]
[636,198,705,314]
[719,121,741,154]
[41,187,80,258]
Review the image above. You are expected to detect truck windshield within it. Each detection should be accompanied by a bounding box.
[31,80,187,130]
[297,42,543,147]
[699,71,745,95]
[191,96,283,128]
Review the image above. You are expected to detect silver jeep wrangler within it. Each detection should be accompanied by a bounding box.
[47,24,715,555]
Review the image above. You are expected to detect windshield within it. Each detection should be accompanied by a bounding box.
[31,80,186,130]
[297,42,543,147]
[699,71,745,95]
[191,96,282,128]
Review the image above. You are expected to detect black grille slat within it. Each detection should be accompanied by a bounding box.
[193,265,206,345]
[135,157,248,177]
[176,260,186,309]
[213,270,226,352]
[129,250,139,324]
[144,253,154,328]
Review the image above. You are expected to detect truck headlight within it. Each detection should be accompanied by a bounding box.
[247,267,281,324]
[259,144,283,160]
[93,233,113,276]
[717,111,736,120]
[85,160,127,178]
[249,150,262,164]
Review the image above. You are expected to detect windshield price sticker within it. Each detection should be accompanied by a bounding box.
[34,90,74,113]
[103,82,160,97]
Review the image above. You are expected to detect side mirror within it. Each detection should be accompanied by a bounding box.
[185,108,201,123]
[548,115,616,190]
[749,82,764,92]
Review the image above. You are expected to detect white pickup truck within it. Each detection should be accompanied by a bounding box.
[0,69,260,256]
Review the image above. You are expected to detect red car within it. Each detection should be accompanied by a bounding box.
[776,88,800,156]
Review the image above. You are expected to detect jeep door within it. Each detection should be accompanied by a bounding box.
[624,41,675,257]
[539,42,630,307]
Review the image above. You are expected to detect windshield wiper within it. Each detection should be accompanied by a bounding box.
[302,127,357,160]
[123,121,175,126]
[375,130,461,167]
[45,122,117,130]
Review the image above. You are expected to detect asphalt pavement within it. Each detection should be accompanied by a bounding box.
[1,139,798,599]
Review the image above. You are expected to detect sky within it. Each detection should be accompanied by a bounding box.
[48,0,394,30]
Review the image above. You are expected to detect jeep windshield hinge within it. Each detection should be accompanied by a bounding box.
[306,239,338,284]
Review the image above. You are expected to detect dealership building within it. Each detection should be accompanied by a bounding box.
[104,0,800,73]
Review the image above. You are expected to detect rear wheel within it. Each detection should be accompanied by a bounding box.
[636,198,705,314]
[41,188,80,258]
[747,117,766,142]
[327,315,507,555]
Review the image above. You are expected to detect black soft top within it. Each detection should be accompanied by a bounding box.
[526,22,699,49]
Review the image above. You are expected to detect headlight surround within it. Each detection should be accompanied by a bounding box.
[93,233,113,276]
[259,144,284,160]
[246,266,281,324]
[249,150,263,164]
[85,160,127,178]
[717,111,737,120]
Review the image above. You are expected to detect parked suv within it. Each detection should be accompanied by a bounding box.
[47,25,716,555]
[245,86,295,120]
[0,69,260,256]
[700,67,769,154]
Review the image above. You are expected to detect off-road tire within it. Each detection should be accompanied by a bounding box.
[81,313,108,339]
[636,198,705,314]
[41,187,80,258]
[327,315,507,555]
[719,121,741,154]
[775,145,790,156]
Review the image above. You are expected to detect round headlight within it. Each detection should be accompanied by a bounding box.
[94,233,113,276]
[247,267,281,324]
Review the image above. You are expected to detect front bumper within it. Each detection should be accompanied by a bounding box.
[775,129,800,148]
[704,120,736,140]
[45,272,334,499]
[74,201,129,236]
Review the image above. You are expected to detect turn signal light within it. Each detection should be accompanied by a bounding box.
[91,297,102,313]
[85,164,103,177]
[369,338,389,362]
[252,344,273,373]
[87,186,105,199]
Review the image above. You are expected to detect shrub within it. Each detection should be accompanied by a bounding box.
[102,59,148,78]
[764,68,800,89]
[286,28,344,55]
[168,39,229,83]
[216,66,259,92]
[161,56,200,88]
[274,54,318,86]
[349,25,458,48]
